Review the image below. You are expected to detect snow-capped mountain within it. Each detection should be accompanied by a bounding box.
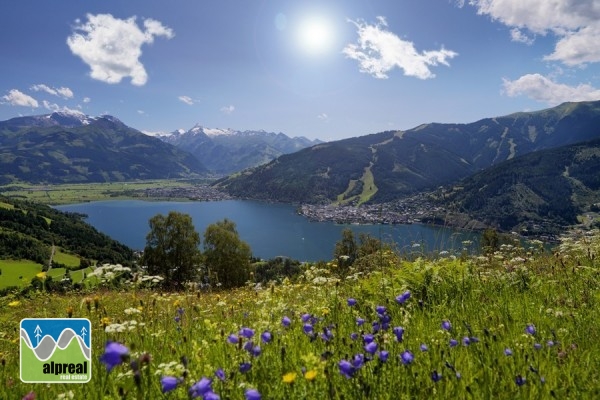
[156,123,322,174]
[0,112,207,184]
[1,111,97,129]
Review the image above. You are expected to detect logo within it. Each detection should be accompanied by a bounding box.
[20,318,91,383]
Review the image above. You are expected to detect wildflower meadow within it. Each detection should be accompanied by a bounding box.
[2,230,600,399]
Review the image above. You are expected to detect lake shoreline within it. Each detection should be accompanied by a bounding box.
[56,199,482,262]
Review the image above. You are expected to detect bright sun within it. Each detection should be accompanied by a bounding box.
[296,16,335,56]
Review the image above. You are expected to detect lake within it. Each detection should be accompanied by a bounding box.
[56,200,481,261]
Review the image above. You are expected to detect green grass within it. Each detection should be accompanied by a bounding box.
[0,180,197,205]
[0,259,92,289]
[47,267,93,283]
[334,163,377,206]
[1,231,599,399]
[53,249,80,267]
[358,163,377,205]
[70,267,93,283]
[0,260,42,288]
[336,179,358,204]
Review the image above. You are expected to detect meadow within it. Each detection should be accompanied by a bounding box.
[0,180,196,205]
[1,230,599,399]
[0,249,84,289]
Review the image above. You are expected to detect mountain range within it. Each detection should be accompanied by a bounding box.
[215,101,600,203]
[0,111,321,183]
[215,101,600,233]
[438,136,600,234]
[2,102,600,234]
[156,124,321,174]
[0,111,206,184]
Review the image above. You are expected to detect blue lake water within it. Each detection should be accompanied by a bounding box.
[56,200,480,261]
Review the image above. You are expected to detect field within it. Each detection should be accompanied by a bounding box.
[52,250,81,267]
[1,230,599,399]
[0,256,90,289]
[46,267,94,283]
[0,180,198,205]
[0,260,42,289]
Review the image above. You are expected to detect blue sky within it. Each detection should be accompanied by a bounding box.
[2,0,600,141]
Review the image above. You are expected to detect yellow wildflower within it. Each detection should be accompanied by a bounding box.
[8,301,20,307]
[282,372,297,384]
[304,370,318,381]
[321,307,330,316]
[101,317,111,326]
[173,299,181,307]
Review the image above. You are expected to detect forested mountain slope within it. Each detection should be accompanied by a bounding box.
[216,101,600,204]
[0,196,133,266]
[0,112,207,184]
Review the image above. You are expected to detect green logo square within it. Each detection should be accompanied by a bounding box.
[20,318,92,383]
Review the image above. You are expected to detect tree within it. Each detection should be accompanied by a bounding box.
[334,229,358,272]
[357,233,381,258]
[481,229,499,254]
[142,212,202,287]
[203,219,251,288]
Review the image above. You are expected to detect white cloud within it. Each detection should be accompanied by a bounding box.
[502,73,600,104]
[67,13,174,86]
[42,100,60,112]
[31,84,57,96]
[2,89,39,107]
[57,87,74,98]
[83,97,91,103]
[466,0,600,66]
[317,113,329,120]
[42,99,85,114]
[220,105,235,114]
[178,95,194,105]
[31,84,74,99]
[343,16,458,79]
[510,28,534,45]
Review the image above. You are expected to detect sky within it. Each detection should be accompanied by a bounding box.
[1,0,600,141]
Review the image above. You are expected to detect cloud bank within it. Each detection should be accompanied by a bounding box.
[343,16,457,79]
[466,0,600,66]
[503,74,600,104]
[67,14,174,86]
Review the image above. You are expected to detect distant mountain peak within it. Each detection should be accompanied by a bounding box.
[0,112,208,184]
[214,100,600,205]
[186,124,235,137]
[47,110,95,127]
[158,123,322,174]
[98,114,123,125]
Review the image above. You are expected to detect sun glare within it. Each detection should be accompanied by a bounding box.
[296,16,335,56]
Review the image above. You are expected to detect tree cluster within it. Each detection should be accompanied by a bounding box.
[141,212,252,289]
[333,228,384,274]
[0,230,50,265]
[0,197,134,265]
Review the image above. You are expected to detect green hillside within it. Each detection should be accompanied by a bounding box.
[2,228,600,398]
[0,195,134,289]
[0,113,207,184]
[216,101,600,205]
[439,138,600,235]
